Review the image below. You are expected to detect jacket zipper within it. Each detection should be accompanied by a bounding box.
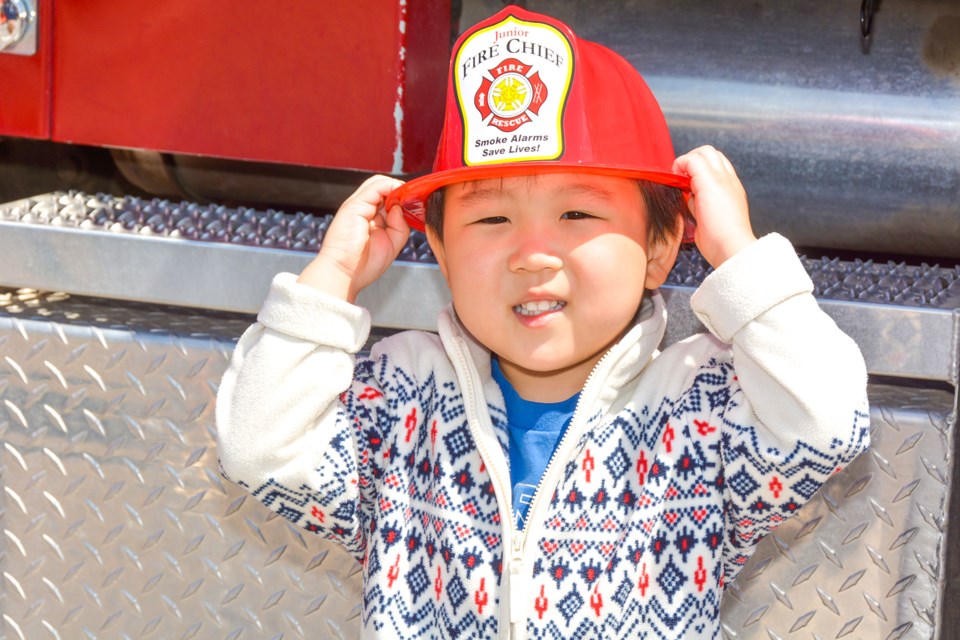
[507,347,617,638]
[442,300,659,637]
[450,327,627,638]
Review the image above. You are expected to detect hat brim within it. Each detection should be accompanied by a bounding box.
[385,163,692,232]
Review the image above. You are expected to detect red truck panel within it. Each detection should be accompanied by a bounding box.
[49,1,449,173]
[0,0,52,138]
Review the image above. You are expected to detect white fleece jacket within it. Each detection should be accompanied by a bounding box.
[217,233,870,639]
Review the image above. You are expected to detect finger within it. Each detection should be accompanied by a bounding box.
[672,153,693,176]
[693,145,737,176]
[673,150,711,178]
[370,208,386,231]
[354,173,404,193]
[344,175,393,206]
[694,146,726,173]
[341,175,405,221]
[385,205,411,255]
[718,153,737,176]
[352,176,404,207]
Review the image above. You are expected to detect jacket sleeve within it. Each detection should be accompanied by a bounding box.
[216,272,387,561]
[689,233,871,582]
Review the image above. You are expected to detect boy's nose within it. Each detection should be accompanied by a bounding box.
[508,236,564,273]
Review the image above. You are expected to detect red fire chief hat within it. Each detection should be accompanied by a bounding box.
[386,4,690,231]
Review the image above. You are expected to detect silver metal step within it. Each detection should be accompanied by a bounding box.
[1,192,958,383]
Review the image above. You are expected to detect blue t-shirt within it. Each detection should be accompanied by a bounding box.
[491,358,580,531]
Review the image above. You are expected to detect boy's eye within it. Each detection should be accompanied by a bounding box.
[561,210,595,220]
[474,216,509,225]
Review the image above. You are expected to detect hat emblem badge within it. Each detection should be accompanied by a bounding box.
[475,58,548,133]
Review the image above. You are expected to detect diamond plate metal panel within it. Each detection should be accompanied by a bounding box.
[0,291,363,639]
[1,290,957,639]
[719,383,956,640]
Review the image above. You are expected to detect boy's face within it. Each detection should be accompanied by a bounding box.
[426,173,680,401]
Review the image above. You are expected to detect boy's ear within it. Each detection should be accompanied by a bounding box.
[643,229,682,290]
[425,226,449,279]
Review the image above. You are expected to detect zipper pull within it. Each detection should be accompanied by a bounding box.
[509,532,525,625]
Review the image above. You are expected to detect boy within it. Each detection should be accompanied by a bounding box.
[216,6,869,639]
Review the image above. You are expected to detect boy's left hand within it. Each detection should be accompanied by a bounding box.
[673,146,757,268]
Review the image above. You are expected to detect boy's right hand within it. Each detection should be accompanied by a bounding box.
[297,175,409,303]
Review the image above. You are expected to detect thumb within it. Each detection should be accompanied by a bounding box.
[385,205,411,258]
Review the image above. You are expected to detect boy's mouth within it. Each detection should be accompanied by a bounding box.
[513,300,566,316]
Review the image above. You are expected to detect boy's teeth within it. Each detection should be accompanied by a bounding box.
[514,300,565,316]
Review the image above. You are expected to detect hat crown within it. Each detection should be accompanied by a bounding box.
[438,6,677,173]
[387,5,689,231]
